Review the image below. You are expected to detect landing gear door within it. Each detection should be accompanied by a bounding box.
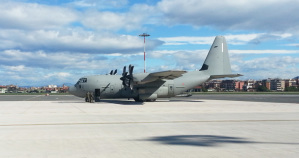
[168,84,174,96]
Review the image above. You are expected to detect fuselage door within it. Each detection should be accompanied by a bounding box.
[168,84,174,96]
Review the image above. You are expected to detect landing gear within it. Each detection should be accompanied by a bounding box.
[133,97,156,102]
[94,96,100,102]
[134,97,144,102]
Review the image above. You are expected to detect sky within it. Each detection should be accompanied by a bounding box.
[0,0,299,86]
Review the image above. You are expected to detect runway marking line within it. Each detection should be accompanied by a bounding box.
[0,119,299,127]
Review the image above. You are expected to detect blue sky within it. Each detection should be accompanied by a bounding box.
[0,0,299,86]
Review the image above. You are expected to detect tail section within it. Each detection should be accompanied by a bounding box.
[200,36,242,78]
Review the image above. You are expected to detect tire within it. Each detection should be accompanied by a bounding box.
[134,97,144,102]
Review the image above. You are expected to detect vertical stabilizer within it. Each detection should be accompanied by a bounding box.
[200,36,232,75]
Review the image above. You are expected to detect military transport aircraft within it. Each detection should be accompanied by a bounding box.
[69,36,242,102]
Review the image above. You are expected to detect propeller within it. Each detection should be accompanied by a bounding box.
[120,65,134,89]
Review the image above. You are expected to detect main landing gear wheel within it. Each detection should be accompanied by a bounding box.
[133,97,156,102]
[134,97,144,102]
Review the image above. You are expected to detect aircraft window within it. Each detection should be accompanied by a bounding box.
[79,78,87,83]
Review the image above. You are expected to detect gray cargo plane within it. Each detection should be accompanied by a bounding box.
[69,36,242,102]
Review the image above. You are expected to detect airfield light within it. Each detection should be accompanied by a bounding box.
[139,33,150,73]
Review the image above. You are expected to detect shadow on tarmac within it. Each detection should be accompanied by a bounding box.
[95,99,144,105]
[144,135,299,147]
[56,98,203,105]
[56,99,144,105]
[167,99,204,103]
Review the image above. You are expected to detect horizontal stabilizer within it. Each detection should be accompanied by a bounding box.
[210,74,243,79]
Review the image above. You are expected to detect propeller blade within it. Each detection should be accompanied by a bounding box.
[120,65,134,89]
[130,66,134,75]
[110,70,113,75]
[122,66,126,76]
[113,69,117,75]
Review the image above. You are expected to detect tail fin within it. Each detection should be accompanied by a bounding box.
[200,36,242,78]
[200,36,231,75]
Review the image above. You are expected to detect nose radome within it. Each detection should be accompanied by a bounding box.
[69,86,76,95]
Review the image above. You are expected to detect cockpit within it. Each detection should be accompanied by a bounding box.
[75,77,88,88]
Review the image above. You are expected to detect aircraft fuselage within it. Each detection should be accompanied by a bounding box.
[69,71,210,101]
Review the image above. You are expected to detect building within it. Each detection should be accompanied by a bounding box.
[7,85,18,93]
[294,76,299,84]
[235,81,245,91]
[262,79,271,90]
[48,85,57,88]
[285,79,297,88]
[243,79,256,92]
[270,78,285,91]
[221,80,235,91]
[206,80,222,92]
[0,86,7,93]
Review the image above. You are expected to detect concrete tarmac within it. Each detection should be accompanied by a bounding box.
[0,94,298,103]
[0,96,299,157]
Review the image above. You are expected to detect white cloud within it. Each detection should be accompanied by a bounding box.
[0,1,163,54]
[80,4,158,31]
[81,11,139,31]
[158,36,214,46]
[236,56,299,79]
[0,1,77,30]
[158,33,293,46]
[150,49,208,70]
[285,43,299,47]
[230,50,299,54]
[157,0,299,33]
[69,0,129,9]
[0,29,162,53]
[45,72,71,79]
[3,65,26,71]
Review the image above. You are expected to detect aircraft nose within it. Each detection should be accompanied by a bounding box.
[69,86,76,95]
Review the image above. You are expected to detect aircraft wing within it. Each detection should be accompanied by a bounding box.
[137,70,187,84]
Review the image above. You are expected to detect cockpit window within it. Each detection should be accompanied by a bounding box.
[75,78,87,87]
[79,78,87,83]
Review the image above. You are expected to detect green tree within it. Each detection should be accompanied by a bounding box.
[256,85,270,92]
[285,86,298,92]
